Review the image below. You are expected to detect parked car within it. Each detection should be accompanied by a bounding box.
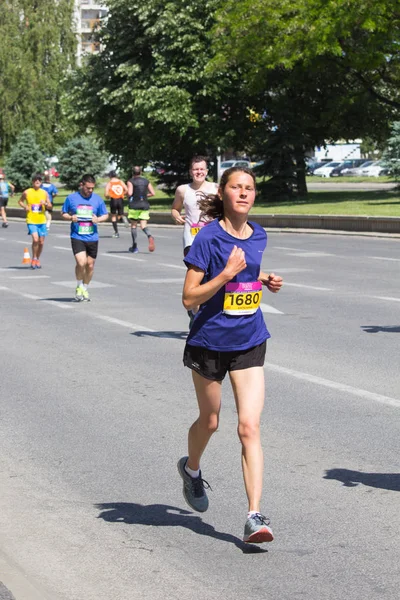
[307,161,330,175]
[330,159,367,177]
[219,159,251,177]
[312,161,342,177]
[360,161,390,177]
[344,160,375,176]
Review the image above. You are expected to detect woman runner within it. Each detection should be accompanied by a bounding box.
[178,166,283,544]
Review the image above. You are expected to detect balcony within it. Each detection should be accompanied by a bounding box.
[81,41,100,54]
[80,18,101,32]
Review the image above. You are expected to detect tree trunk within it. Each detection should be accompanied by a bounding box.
[294,147,308,197]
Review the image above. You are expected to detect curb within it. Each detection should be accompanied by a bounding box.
[4,208,400,237]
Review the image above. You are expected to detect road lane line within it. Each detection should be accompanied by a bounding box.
[369,296,400,303]
[136,278,183,283]
[10,275,50,279]
[91,314,154,331]
[101,253,145,262]
[260,303,284,314]
[284,282,332,291]
[368,256,400,262]
[264,362,400,408]
[158,263,186,270]
[53,246,71,251]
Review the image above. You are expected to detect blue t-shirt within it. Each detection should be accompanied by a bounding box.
[61,191,108,242]
[184,219,270,352]
[41,182,58,203]
[0,182,11,198]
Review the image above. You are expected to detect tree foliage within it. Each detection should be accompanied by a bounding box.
[209,0,399,195]
[67,0,256,180]
[0,0,76,155]
[383,122,400,180]
[57,138,108,190]
[4,129,46,191]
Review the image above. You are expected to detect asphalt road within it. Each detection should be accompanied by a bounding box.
[0,222,399,600]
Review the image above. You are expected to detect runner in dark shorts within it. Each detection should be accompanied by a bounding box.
[178,166,283,544]
[62,174,109,301]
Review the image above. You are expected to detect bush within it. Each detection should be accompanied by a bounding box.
[57,137,107,190]
[4,130,46,191]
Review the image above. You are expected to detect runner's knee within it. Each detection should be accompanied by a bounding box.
[237,420,260,444]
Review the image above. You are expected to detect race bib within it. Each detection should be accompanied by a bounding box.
[76,205,93,220]
[31,203,42,213]
[223,281,262,316]
[78,221,94,235]
[190,222,205,237]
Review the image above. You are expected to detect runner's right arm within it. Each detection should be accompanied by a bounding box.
[18,191,28,211]
[171,185,185,224]
[182,246,247,310]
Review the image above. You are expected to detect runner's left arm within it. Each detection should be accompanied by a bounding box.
[148,183,155,197]
[258,271,283,293]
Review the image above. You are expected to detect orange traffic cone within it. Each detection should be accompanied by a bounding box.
[22,247,31,265]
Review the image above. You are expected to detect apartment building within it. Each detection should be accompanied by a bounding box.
[75,0,108,64]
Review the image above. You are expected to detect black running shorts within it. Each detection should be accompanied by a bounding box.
[183,341,267,381]
[110,198,124,215]
[0,197,8,208]
[71,238,99,259]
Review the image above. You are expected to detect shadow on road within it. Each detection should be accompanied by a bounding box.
[95,502,267,554]
[131,331,187,340]
[361,325,400,333]
[39,297,77,303]
[324,468,400,491]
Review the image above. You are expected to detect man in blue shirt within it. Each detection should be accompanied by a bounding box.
[61,174,109,301]
[0,173,15,228]
[41,171,58,231]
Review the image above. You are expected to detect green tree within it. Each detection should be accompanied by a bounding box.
[57,137,107,190]
[4,129,46,191]
[67,0,256,183]
[382,122,400,180]
[210,0,397,196]
[0,0,76,155]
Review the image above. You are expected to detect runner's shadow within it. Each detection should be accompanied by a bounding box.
[7,266,34,270]
[131,331,187,340]
[361,325,400,333]
[324,468,400,491]
[95,502,267,554]
[39,297,78,303]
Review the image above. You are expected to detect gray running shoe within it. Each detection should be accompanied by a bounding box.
[177,456,210,512]
[112,232,119,238]
[243,513,274,544]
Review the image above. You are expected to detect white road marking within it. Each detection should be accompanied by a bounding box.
[158,263,186,270]
[51,280,115,289]
[261,268,312,273]
[91,314,154,331]
[101,253,145,262]
[0,286,10,290]
[272,246,306,251]
[369,296,400,303]
[284,282,333,291]
[260,303,284,314]
[15,240,31,245]
[0,237,6,241]
[53,246,70,251]
[368,256,400,262]
[0,268,19,272]
[20,293,41,300]
[53,234,71,239]
[10,275,50,279]
[136,278,184,283]
[264,362,400,408]
[286,252,334,257]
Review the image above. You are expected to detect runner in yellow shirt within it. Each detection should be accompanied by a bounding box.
[18,174,52,269]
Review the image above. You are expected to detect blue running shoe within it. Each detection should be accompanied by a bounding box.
[177,456,210,512]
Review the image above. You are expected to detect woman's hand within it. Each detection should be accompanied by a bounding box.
[223,245,247,279]
[259,271,283,293]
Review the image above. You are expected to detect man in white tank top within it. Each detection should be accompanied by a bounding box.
[171,156,218,256]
